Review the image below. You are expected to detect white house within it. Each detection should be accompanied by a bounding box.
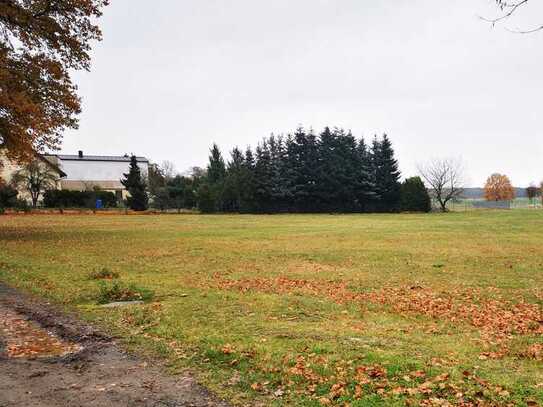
[44,151,149,200]
[0,150,66,204]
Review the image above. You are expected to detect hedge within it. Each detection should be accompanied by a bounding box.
[43,190,117,208]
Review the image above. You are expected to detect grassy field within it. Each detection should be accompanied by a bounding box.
[1,211,542,406]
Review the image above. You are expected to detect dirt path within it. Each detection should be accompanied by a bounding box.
[0,284,229,407]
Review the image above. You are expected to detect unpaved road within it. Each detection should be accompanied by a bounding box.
[0,284,229,407]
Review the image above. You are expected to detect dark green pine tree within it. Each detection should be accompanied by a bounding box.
[239,147,257,212]
[315,126,339,211]
[372,135,401,212]
[207,143,226,184]
[196,183,215,213]
[254,141,274,212]
[121,155,149,211]
[285,128,306,211]
[205,143,226,211]
[355,137,377,211]
[335,129,360,212]
[222,147,245,212]
[400,176,432,212]
[267,135,289,211]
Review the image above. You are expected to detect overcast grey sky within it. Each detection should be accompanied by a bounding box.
[63,0,543,187]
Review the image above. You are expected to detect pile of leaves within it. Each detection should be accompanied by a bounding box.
[214,276,543,339]
[0,307,81,359]
[219,346,525,406]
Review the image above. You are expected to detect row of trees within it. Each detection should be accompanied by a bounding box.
[143,127,432,213]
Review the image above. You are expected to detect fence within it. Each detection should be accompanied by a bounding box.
[446,198,542,211]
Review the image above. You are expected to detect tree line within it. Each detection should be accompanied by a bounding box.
[144,127,431,214]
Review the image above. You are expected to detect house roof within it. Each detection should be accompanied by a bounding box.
[53,154,149,163]
[37,155,67,178]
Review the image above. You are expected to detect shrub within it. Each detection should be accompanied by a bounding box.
[400,177,432,212]
[88,267,119,280]
[96,281,154,304]
[15,199,30,213]
[0,182,18,210]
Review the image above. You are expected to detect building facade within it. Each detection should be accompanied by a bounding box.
[0,151,65,204]
[1,150,149,204]
[44,151,149,200]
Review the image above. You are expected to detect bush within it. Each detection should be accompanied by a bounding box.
[43,189,117,208]
[96,281,154,304]
[400,177,432,212]
[15,199,30,213]
[88,267,119,280]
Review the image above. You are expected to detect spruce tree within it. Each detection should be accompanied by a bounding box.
[355,137,377,211]
[254,141,274,212]
[315,126,338,211]
[205,143,226,211]
[197,183,215,213]
[372,135,401,212]
[335,129,360,211]
[240,147,257,212]
[223,147,245,212]
[207,143,226,184]
[121,155,149,211]
[267,135,289,211]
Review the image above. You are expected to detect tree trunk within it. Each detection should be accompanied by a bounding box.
[439,199,448,212]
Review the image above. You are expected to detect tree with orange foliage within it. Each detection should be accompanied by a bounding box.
[484,173,515,201]
[0,0,109,163]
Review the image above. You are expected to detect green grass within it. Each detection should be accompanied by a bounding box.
[1,211,542,406]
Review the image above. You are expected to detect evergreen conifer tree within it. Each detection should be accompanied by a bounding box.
[240,147,257,212]
[372,135,401,211]
[254,141,274,212]
[121,155,149,211]
[400,177,432,212]
[315,126,338,211]
[223,147,245,212]
[197,183,215,213]
[205,143,226,211]
[355,137,377,211]
[207,143,226,184]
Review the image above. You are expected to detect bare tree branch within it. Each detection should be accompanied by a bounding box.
[481,0,542,33]
[417,158,465,212]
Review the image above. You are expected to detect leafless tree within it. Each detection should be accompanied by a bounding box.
[417,158,465,212]
[11,161,58,208]
[160,161,177,180]
[482,0,542,33]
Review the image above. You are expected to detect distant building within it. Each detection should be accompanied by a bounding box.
[0,150,66,203]
[1,150,149,204]
[44,151,149,200]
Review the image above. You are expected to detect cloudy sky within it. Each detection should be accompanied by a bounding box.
[63,0,543,187]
